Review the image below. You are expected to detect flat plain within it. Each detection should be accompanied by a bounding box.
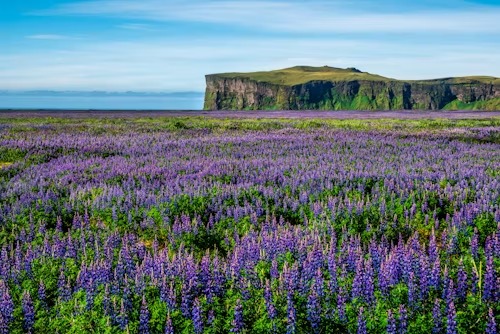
[1,110,500,119]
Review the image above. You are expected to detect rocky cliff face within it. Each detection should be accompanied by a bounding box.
[204,70,500,111]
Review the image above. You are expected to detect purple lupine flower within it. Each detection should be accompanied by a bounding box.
[398,305,408,334]
[352,258,364,300]
[0,311,7,334]
[456,259,468,301]
[400,247,412,284]
[313,268,325,299]
[199,252,211,298]
[65,234,77,259]
[446,301,457,334]
[231,299,244,333]
[471,228,479,259]
[447,233,458,256]
[428,229,438,263]
[192,298,203,334]
[430,258,441,290]
[483,255,496,302]
[116,299,128,330]
[446,280,456,309]
[165,312,174,334]
[337,285,347,322]
[357,307,367,334]
[379,263,391,297]
[497,276,500,304]
[419,255,430,299]
[286,293,296,334]
[264,280,277,320]
[38,281,46,308]
[180,280,193,318]
[486,308,497,334]
[207,309,215,327]
[241,279,251,302]
[135,273,146,296]
[0,282,14,327]
[471,267,479,295]
[408,272,417,307]
[307,284,321,332]
[56,216,63,233]
[442,267,450,301]
[85,280,95,310]
[103,284,112,316]
[270,259,279,280]
[58,272,71,301]
[164,281,176,311]
[22,290,35,333]
[370,240,382,276]
[122,284,133,312]
[327,239,338,295]
[496,222,500,258]
[432,299,442,334]
[486,236,494,259]
[363,258,375,304]
[387,309,397,334]
[139,296,150,334]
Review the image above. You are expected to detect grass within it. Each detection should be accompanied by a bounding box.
[208,66,393,85]
[411,76,500,85]
[208,65,500,86]
[1,116,500,134]
[443,97,500,111]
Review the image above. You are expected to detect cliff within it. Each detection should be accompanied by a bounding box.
[204,66,500,111]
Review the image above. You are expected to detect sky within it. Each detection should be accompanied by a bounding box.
[1,0,499,92]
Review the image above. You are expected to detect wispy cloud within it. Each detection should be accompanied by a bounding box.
[34,0,500,34]
[8,0,499,91]
[26,34,70,40]
[0,36,498,91]
[117,23,156,31]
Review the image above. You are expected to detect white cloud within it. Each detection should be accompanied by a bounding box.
[0,36,499,91]
[34,0,500,33]
[26,34,70,40]
[7,1,500,91]
[117,23,156,31]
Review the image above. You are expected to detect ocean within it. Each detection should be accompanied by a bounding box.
[0,93,205,110]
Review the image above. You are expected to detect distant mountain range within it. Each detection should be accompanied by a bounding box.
[0,91,204,97]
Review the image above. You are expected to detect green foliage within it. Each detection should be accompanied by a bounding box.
[0,147,26,163]
[474,213,497,244]
[210,66,392,86]
[443,98,500,111]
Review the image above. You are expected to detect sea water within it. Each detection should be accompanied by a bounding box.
[0,93,204,110]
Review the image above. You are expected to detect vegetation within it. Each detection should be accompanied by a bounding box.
[209,66,392,86]
[0,116,498,333]
[209,66,500,87]
[443,98,500,111]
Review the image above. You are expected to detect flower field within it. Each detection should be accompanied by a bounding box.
[0,117,498,333]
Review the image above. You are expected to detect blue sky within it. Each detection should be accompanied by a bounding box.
[1,0,499,92]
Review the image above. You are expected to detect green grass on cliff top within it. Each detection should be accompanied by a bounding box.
[209,66,391,85]
[209,66,500,86]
